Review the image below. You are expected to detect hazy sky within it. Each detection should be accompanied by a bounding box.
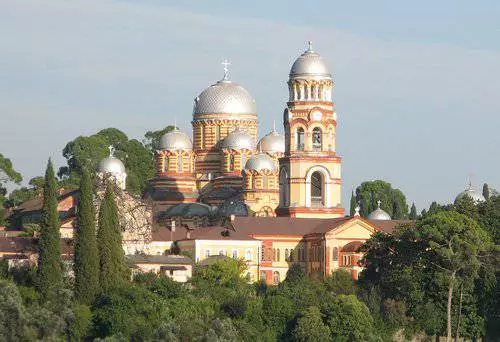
[1,0,499,211]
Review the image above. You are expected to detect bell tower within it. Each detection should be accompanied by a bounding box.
[277,42,344,218]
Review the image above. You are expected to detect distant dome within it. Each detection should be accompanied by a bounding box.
[193,80,257,116]
[220,128,255,150]
[455,183,485,203]
[97,155,125,174]
[290,42,331,79]
[257,129,285,154]
[159,128,192,151]
[245,153,275,172]
[368,201,391,220]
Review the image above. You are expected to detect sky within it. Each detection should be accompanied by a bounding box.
[0,0,499,211]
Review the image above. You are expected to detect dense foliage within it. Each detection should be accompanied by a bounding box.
[354,180,409,219]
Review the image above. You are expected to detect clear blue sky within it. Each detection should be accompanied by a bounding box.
[1,0,499,212]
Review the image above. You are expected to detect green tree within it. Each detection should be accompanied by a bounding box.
[325,269,358,296]
[0,152,23,225]
[354,180,408,219]
[409,203,417,219]
[0,279,31,341]
[482,183,490,201]
[191,257,247,287]
[36,159,62,299]
[97,184,126,290]
[292,306,331,342]
[74,168,99,304]
[349,190,356,217]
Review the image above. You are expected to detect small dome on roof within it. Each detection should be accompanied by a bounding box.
[368,201,391,220]
[244,153,275,172]
[97,147,125,174]
[159,128,192,151]
[220,128,255,150]
[455,183,485,203]
[257,129,285,154]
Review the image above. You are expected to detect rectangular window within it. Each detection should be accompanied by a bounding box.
[245,249,252,261]
[232,250,238,259]
[219,249,225,256]
[205,250,210,258]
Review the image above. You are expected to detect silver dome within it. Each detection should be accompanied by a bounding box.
[368,201,391,220]
[257,129,285,154]
[159,128,192,151]
[290,42,331,79]
[220,128,255,150]
[245,153,275,172]
[193,80,257,116]
[97,156,125,174]
[455,183,485,203]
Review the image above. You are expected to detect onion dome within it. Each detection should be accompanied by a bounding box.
[244,153,275,172]
[159,128,192,151]
[368,201,391,220]
[289,41,331,80]
[97,147,125,174]
[257,129,285,154]
[455,182,485,203]
[220,128,255,150]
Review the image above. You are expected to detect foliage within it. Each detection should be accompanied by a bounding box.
[292,306,331,342]
[0,279,31,341]
[325,269,358,296]
[97,184,126,290]
[354,179,408,219]
[36,159,62,299]
[74,168,100,304]
[409,202,417,219]
[192,257,247,287]
[349,190,356,217]
[0,152,22,185]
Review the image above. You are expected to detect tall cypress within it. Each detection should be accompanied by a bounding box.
[97,184,126,289]
[349,191,357,216]
[74,169,99,304]
[37,159,62,298]
[409,203,417,220]
[483,183,490,201]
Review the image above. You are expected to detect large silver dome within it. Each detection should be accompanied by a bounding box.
[368,201,391,220]
[455,183,485,203]
[159,128,192,151]
[220,128,255,150]
[257,129,285,154]
[245,153,275,172]
[193,80,257,116]
[97,156,125,174]
[290,43,331,79]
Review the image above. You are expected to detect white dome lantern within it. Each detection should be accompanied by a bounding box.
[257,129,285,154]
[368,200,391,220]
[97,146,127,190]
[244,153,275,172]
[159,128,192,151]
[220,128,255,150]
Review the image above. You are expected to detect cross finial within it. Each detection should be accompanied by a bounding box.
[108,145,115,157]
[354,205,360,217]
[221,59,231,81]
[467,173,474,189]
[273,120,276,132]
[377,200,381,208]
[307,40,313,52]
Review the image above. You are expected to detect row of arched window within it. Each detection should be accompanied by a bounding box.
[164,156,190,173]
[294,127,334,152]
[261,247,306,262]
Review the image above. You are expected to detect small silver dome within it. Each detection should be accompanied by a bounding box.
[368,201,391,220]
[257,129,285,154]
[193,80,257,116]
[245,153,275,172]
[290,42,331,79]
[97,156,125,174]
[220,128,255,150]
[455,183,485,203]
[159,128,192,151]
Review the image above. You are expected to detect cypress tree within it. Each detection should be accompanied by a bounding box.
[409,203,417,220]
[349,191,356,216]
[37,159,62,298]
[97,184,126,289]
[74,169,99,304]
[483,183,490,201]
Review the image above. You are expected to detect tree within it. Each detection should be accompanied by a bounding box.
[409,203,417,220]
[74,168,99,304]
[0,279,31,340]
[483,183,490,201]
[37,159,62,298]
[142,126,176,153]
[349,190,356,217]
[191,257,247,287]
[0,152,22,185]
[292,306,331,342]
[325,269,358,296]
[354,180,408,219]
[97,184,126,290]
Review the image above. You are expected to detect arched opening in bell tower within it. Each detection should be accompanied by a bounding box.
[295,128,305,151]
[312,127,322,151]
[311,171,324,207]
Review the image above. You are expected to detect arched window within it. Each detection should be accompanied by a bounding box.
[177,155,183,172]
[260,270,267,282]
[245,249,252,261]
[285,249,290,261]
[241,154,247,169]
[312,127,322,151]
[229,154,235,171]
[164,156,169,172]
[267,248,272,261]
[262,176,269,189]
[295,128,305,151]
[277,249,280,262]
[279,168,289,207]
[332,247,338,261]
[232,250,238,259]
[273,248,276,261]
[215,125,221,141]
[311,171,324,207]
[273,271,280,284]
[290,249,294,262]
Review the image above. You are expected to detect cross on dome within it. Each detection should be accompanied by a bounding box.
[221,59,231,81]
[377,200,382,208]
[307,40,314,52]
[108,145,115,157]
